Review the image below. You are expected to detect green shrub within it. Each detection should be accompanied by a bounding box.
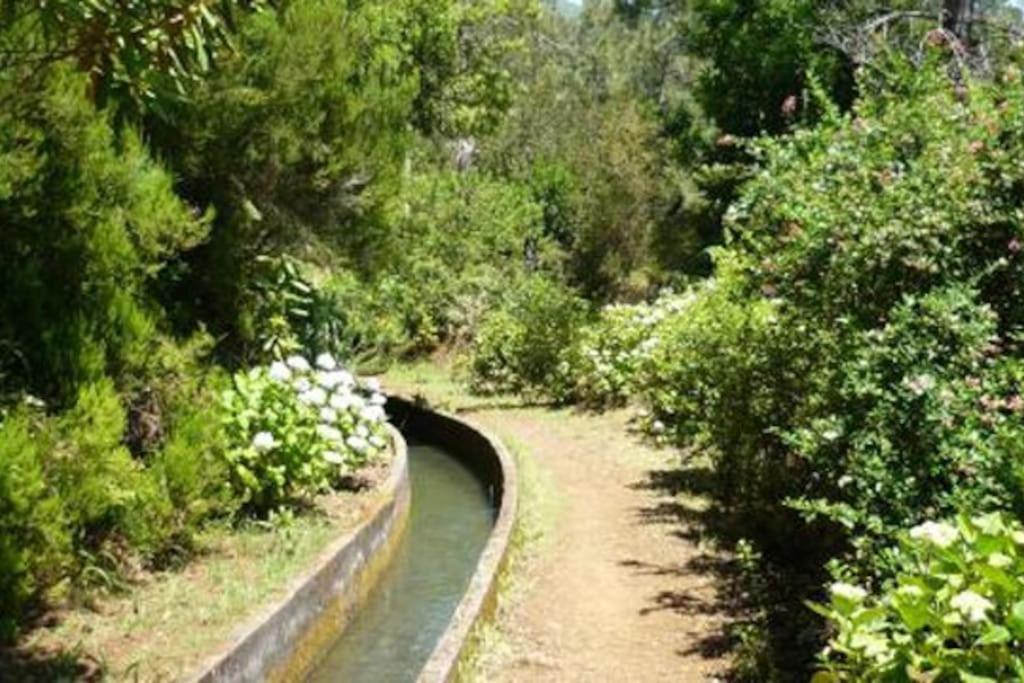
[787,285,1024,570]
[221,354,389,514]
[0,67,208,405]
[379,168,549,353]
[630,59,1024,555]
[563,292,695,408]
[468,277,590,397]
[50,381,175,563]
[599,57,1024,675]
[149,375,236,542]
[815,513,1024,681]
[0,411,69,641]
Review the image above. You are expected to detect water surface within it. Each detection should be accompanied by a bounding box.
[308,441,494,682]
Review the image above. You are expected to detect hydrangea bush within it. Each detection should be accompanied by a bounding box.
[222,353,389,513]
[562,292,696,408]
[814,513,1024,682]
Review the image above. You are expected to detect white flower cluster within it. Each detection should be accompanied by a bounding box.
[949,589,994,623]
[908,520,959,549]
[830,582,868,603]
[252,353,388,466]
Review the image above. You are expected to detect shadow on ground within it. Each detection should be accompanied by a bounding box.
[625,464,826,682]
[0,644,98,683]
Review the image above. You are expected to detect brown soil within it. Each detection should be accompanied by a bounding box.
[468,406,734,682]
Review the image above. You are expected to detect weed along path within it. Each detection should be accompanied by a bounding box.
[386,367,734,682]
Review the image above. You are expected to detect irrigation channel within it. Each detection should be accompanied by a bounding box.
[307,430,496,681]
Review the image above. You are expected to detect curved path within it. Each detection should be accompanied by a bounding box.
[388,371,733,682]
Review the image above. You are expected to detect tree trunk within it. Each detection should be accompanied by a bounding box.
[943,0,974,43]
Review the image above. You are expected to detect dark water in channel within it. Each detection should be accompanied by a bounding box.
[307,442,494,683]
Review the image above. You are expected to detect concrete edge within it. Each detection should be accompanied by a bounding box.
[187,423,411,683]
[385,397,519,683]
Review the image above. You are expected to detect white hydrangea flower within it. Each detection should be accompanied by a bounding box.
[356,423,369,438]
[362,377,382,393]
[320,407,338,424]
[23,395,46,409]
[330,393,355,411]
[336,370,355,387]
[252,431,277,452]
[1013,531,1024,546]
[317,371,340,389]
[896,584,924,599]
[950,590,994,623]
[360,405,386,423]
[830,582,868,603]
[346,435,369,454]
[369,392,388,406]
[293,377,312,393]
[268,361,291,382]
[315,352,337,370]
[286,355,311,372]
[369,435,386,449]
[322,450,344,465]
[317,425,343,442]
[299,387,328,406]
[909,521,959,548]
[988,553,1013,569]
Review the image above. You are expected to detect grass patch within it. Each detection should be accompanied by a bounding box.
[457,433,559,681]
[8,489,381,681]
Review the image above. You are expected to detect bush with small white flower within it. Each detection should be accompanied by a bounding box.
[221,353,390,513]
[813,513,1024,682]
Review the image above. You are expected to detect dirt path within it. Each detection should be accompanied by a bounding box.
[387,364,736,681]
[464,406,733,682]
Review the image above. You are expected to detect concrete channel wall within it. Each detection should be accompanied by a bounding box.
[188,397,518,683]
[386,397,519,683]
[188,424,411,683]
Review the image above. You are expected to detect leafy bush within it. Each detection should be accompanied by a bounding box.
[0,411,69,641]
[49,381,177,563]
[221,354,389,513]
[148,375,236,541]
[563,292,695,407]
[815,513,1024,681]
[622,60,1024,555]
[586,58,1024,675]
[468,277,590,397]
[0,67,208,404]
[787,285,1024,570]
[378,168,549,353]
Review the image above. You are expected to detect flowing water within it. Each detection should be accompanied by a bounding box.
[307,440,494,682]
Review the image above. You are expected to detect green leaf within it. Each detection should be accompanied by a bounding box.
[976,625,1010,646]
[959,672,998,683]
[1007,601,1024,638]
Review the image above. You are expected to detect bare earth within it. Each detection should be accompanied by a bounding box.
[467,407,732,682]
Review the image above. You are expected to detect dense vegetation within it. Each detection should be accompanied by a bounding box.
[5,0,1024,680]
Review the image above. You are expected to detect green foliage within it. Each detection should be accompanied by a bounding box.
[469,277,589,396]
[0,0,261,109]
[482,6,676,296]
[149,370,236,535]
[561,293,692,407]
[688,0,853,137]
[221,355,388,514]
[50,381,176,563]
[0,411,69,641]
[380,168,548,351]
[634,60,1024,548]
[816,514,1024,681]
[0,67,208,404]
